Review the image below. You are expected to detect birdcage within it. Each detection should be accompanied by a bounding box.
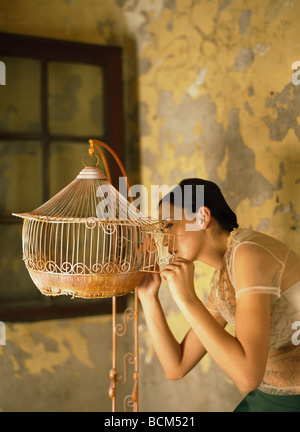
[13,139,177,412]
[13,151,174,299]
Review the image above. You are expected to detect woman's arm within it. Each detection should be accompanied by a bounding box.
[138,272,227,380]
[177,292,270,392]
[161,249,273,393]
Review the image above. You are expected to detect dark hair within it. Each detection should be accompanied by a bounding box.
[158,178,239,232]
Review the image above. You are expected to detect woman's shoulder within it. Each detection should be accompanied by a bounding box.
[228,228,291,254]
[225,227,293,269]
[226,228,291,289]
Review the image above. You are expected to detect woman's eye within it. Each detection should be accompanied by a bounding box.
[166,223,173,229]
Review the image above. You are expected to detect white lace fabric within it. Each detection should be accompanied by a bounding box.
[206,228,300,395]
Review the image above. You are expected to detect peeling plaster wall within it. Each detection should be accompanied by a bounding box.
[0,315,134,412]
[0,0,300,412]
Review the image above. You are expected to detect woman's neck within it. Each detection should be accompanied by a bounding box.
[197,228,231,269]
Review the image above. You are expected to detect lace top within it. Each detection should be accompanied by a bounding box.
[206,228,300,395]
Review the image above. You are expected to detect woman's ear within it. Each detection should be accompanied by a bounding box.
[196,206,211,230]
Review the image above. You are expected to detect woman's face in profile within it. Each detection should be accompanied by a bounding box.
[158,203,203,262]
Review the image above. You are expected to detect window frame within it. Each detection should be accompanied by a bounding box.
[0,32,126,322]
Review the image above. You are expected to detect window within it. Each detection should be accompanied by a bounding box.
[0,32,126,321]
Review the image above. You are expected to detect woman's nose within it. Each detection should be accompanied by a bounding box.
[163,235,175,253]
[162,234,169,248]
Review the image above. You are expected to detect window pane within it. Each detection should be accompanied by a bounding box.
[0,140,42,216]
[0,224,43,303]
[49,141,90,198]
[48,62,105,137]
[49,141,110,198]
[0,56,41,133]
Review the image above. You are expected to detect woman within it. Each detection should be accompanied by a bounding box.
[137,178,300,412]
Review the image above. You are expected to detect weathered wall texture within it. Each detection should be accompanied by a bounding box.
[0,315,133,412]
[0,0,300,412]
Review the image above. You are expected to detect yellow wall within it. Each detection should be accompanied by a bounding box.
[0,0,299,412]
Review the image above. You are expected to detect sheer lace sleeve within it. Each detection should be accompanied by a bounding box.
[235,286,281,300]
[232,242,285,299]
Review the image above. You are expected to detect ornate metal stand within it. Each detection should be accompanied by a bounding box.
[89,140,139,412]
[109,292,139,412]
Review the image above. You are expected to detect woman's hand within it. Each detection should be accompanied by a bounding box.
[137,270,162,300]
[137,233,162,300]
[161,257,197,305]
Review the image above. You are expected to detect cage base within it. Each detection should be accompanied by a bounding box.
[28,269,144,299]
